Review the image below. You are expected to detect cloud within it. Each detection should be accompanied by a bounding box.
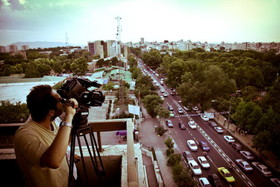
[8,0,24,10]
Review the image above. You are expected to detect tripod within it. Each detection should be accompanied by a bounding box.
[68,108,105,187]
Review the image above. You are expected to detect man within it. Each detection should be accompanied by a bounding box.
[14,85,78,187]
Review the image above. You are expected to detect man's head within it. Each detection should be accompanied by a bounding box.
[27,85,63,122]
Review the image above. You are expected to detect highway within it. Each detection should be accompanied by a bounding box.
[137,59,276,187]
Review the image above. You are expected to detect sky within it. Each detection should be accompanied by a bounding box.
[0,0,280,45]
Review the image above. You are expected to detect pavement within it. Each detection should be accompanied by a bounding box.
[138,103,177,187]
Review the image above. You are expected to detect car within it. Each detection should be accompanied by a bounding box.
[155,82,160,87]
[165,120,174,128]
[251,162,272,177]
[208,121,218,128]
[163,92,168,97]
[168,105,174,111]
[223,135,235,144]
[214,127,224,134]
[188,120,197,129]
[197,156,210,169]
[182,151,194,162]
[160,95,164,101]
[192,106,199,111]
[178,122,186,130]
[240,150,254,160]
[208,173,223,187]
[160,80,164,85]
[235,159,253,172]
[169,111,175,118]
[270,178,280,187]
[198,177,211,187]
[188,160,202,176]
[232,142,242,151]
[200,114,209,121]
[198,140,210,152]
[187,140,198,151]
[217,167,235,183]
[177,107,184,114]
[160,88,165,93]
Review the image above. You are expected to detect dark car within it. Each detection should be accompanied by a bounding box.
[208,121,218,128]
[232,143,242,151]
[198,140,210,152]
[208,173,223,187]
[182,151,194,162]
[178,122,186,130]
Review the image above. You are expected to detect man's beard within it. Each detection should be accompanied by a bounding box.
[51,108,63,121]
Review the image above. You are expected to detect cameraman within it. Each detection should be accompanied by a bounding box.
[14,85,78,187]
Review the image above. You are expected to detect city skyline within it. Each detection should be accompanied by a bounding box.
[0,0,280,46]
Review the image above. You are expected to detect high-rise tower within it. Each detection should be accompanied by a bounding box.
[115,16,122,59]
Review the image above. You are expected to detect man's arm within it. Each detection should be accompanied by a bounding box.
[40,98,78,169]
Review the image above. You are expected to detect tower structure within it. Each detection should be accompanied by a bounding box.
[115,16,122,59]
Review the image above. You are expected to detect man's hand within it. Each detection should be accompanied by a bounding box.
[64,98,78,123]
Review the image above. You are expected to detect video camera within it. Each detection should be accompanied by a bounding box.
[57,77,105,108]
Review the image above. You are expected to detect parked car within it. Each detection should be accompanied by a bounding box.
[223,135,235,144]
[208,121,218,128]
[168,105,174,111]
[169,111,175,118]
[252,162,272,177]
[163,92,168,97]
[165,120,174,128]
[232,142,242,151]
[182,151,194,162]
[198,140,210,152]
[208,173,223,187]
[270,178,280,187]
[188,160,202,176]
[198,177,211,187]
[160,88,165,93]
[200,114,209,121]
[187,140,198,151]
[198,156,210,169]
[177,107,184,114]
[217,167,235,183]
[214,127,224,134]
[192,106,199,111]
[178,122,186,130]
[160,95,164,101]
[188,120,197,129]
[235,159,253,172]
[240,150,254,160]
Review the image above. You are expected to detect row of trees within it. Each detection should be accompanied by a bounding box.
[131,48,280,157]
[0,48,93,77]
[0,101,29,123]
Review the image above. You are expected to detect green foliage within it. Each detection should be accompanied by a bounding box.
[155,125,166,136]
[142,94,163,117]
[165,137,174,149]
[167,153,181,166]
[102,82,115,91]
[0,100,29,123]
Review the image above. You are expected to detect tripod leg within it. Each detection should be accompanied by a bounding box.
[68,131,76,187]
[90,131,105,175]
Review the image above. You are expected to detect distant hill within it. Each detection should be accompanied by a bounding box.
[10,41,85,49]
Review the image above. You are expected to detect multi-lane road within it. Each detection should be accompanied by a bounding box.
[137,59,277,187]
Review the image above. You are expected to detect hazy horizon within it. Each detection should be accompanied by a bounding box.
[1,0,280,46]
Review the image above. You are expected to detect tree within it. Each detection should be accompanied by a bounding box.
[0,100,29,123]
[142,95,163,117]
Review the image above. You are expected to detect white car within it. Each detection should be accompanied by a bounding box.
[235,159,253,172]
[192,106,199,111]
[188,120,197,129]
[200,114,209,121]
[197,156,210,169]
[187,140,198,151]
[223,135,235,144]
[270,178,280,187]
[188,160,202,175]
[160,96,164,100]
[214,126,224,134]
[163,92,168,97]
[177,107,184,114]
[198,177,211,187]
[252,162,272,177]
[240,150,254,160]
[160,88,165,93]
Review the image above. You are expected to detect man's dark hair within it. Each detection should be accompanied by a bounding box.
[27,85,58,122]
